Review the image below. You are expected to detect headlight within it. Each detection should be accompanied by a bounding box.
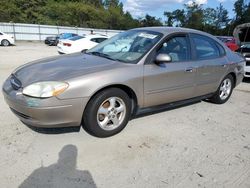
[22,81,68,98]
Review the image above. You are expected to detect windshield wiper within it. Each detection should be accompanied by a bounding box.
[86,51,125,63]
[86,51,116,60]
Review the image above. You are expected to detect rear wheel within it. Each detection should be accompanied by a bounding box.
[210,74,234,104]
[1,39,10,46]
[83,88,131,137]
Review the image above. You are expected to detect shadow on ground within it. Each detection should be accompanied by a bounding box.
[24,100,203,135]
[19,145,97,188]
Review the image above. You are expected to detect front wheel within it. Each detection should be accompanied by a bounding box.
[1,39,10,46]
[210,74,234,104]
[83,88,131,137]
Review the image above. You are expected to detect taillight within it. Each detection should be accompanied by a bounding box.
[63,43,71,47]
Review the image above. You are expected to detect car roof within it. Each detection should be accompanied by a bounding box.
[133,26,228,44]
[132,26,213,37]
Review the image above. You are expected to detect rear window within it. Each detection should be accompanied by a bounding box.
[69,36,84,41]
[90,37,107,43]
[60,33,76,39]
[239,27,250,42]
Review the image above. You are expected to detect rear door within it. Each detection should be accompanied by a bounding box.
[143,34,196,107]
[189,34,228,96]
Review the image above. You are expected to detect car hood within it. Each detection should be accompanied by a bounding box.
[13,53,119,86]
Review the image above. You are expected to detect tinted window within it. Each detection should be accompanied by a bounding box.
[191,34,220,60]
[91,38,107,43]
[96,38,107,43]
[90,38,98,43]
[157,36,190,62]
[0,32,3,35]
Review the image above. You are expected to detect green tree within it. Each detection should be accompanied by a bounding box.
[164,9,185,27]
[184,2,204,30]
[140,14,162,27]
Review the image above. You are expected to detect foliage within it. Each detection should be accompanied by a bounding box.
[164,0,250,35]
[0,0,142,29]
[0,0,249,34]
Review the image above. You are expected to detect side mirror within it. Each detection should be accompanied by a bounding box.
[155,53,172,64]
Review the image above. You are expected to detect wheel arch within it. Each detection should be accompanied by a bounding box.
[84,84,139,117]
[228,72,236,88]
[1,39,10,45]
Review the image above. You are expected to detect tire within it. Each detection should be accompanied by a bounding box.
[1,39,10,46]
[210,74,234,104]
[83,88,131,137]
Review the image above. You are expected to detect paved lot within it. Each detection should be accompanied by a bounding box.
[0,42,250,188]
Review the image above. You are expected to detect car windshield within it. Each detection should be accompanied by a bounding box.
[87,30,163,64]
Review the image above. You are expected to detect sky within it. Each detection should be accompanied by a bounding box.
[121,0,237,22]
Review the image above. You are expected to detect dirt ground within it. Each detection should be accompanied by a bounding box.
[0,42,250,188]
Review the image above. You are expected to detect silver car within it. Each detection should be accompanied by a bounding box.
[2,27,245,137]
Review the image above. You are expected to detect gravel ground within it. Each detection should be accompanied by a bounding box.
[0,42,250,188]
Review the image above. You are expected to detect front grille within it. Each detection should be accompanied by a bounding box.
[10,74,22,90]
[10,108,31,119]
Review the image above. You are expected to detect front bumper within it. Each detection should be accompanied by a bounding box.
[2,77,89,128]
[9,38,15,45]
[45,39,57,45]
[245,60,250,77]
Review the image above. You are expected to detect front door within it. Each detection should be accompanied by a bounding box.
[143,34,196,107]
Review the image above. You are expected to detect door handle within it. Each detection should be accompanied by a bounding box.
[185,67,193,72]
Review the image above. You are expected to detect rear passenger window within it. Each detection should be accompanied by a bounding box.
[216,43,226,56]
[191,34,221,60]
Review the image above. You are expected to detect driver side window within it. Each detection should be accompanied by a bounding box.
[158,36,190,62]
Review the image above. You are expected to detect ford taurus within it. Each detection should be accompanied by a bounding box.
[2,27,245,137]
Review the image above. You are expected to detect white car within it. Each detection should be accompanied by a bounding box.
[0,32,15,46]
[57,34,108,54]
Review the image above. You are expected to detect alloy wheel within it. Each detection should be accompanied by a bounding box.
[219,78,232,100]
[97,97,126,131]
